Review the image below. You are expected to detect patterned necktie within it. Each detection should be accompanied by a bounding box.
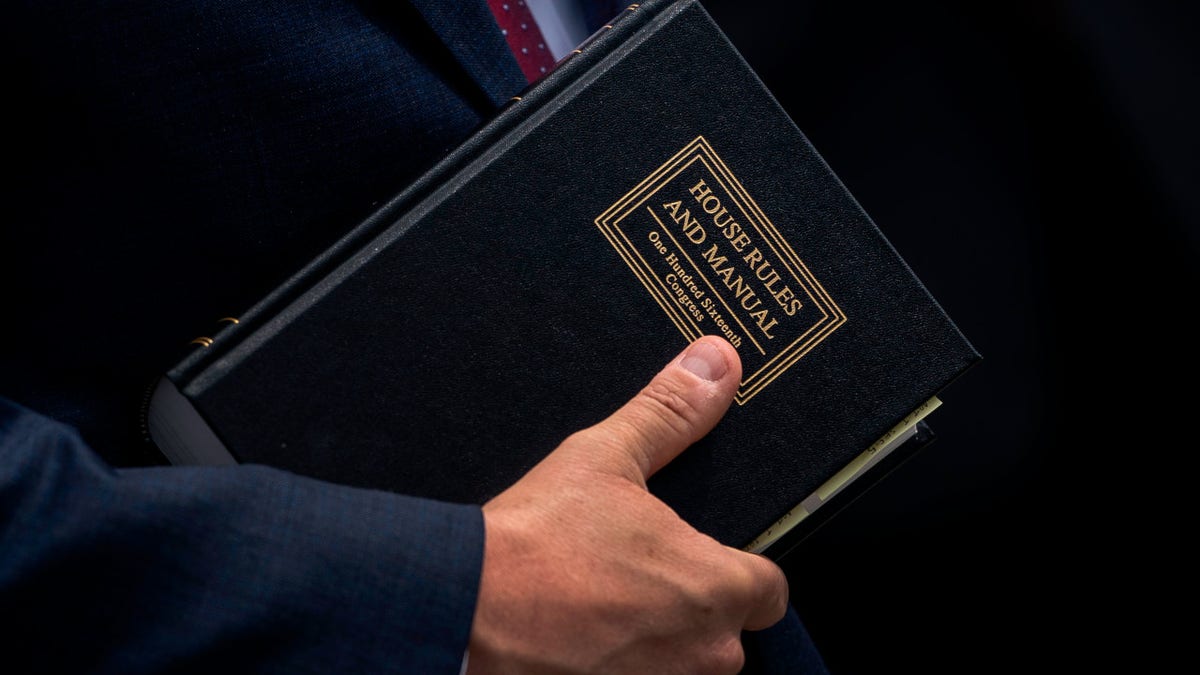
[485,0,558,83]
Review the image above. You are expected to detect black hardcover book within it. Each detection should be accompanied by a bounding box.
[147,0,980,559]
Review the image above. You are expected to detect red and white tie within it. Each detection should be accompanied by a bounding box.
[486,0,558,83]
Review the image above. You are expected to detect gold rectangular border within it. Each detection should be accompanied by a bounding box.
[596,136,847,404]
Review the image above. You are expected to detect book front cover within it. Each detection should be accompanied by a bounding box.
[184,1,979,550]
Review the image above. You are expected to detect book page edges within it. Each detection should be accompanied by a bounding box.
[745,396,943,554]
[148,376,238,466]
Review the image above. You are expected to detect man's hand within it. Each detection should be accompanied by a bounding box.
[467,336,789,674]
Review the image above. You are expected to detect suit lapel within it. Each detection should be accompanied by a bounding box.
[408,0,527,108]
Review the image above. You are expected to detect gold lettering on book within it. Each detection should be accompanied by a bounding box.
[595,136,847,404]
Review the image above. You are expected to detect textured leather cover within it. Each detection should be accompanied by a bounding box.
[161,0,980,554]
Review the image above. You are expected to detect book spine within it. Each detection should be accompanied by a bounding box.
[167,0,680,385]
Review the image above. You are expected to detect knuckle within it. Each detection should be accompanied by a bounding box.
[558,427,624,465]
[702,634,746,675]
[736,553,789,630]
[559,428,597,451]
[756,558,790,613]
[636,380,702,438]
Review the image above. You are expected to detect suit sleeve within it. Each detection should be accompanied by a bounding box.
[0,396,482,675]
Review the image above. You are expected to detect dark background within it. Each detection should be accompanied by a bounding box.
[699,1,1196,673]
[3,1,1191,672]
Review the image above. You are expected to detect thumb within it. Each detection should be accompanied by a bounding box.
[559,336,742,485]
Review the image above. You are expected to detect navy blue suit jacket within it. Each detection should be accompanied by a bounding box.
[1,2,826,672]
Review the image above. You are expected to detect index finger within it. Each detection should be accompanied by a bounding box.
[730,549,790,631]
